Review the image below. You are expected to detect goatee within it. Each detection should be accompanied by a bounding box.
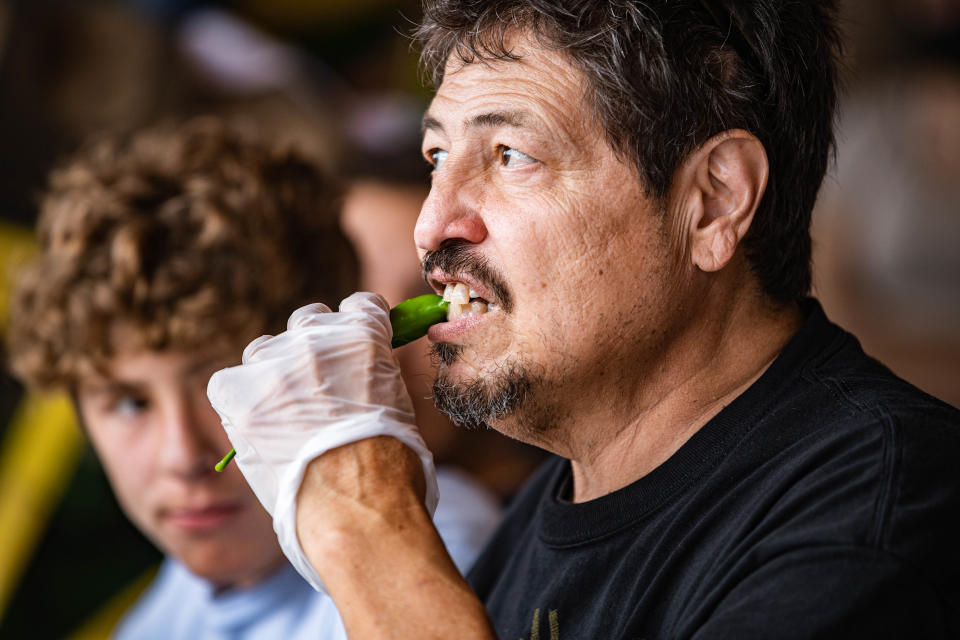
[430,344,533,430]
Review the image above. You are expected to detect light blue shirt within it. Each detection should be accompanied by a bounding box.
[112,467,502,639]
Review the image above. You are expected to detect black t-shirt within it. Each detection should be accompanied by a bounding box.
[468,301,960,639]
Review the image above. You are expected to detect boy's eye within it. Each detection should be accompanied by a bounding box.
[499,146,537,167]
[112,394,149,418]
[429,149,448,169]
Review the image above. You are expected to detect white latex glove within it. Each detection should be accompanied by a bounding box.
[206,291,439,593]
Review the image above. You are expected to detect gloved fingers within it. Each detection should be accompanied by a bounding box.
[206,367,245,433]
[287,302,333,330]
[339,291,390,314]
[338,291,392,337]
[242,334,275,364]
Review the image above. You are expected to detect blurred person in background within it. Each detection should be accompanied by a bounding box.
[0,3,343,634]
[0,4,216,633]
[4,117,502,638]
[0,2,481,635]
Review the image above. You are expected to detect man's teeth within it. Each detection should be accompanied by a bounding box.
[443,282,470,304]
[442,282,495,320]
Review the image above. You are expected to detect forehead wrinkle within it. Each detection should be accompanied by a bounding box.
[432,83,587,155]
[434,47,596,150]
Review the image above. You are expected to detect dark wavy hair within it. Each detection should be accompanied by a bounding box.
[7,117,358,389]
[416,0,843,303]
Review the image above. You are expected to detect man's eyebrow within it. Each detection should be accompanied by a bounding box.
[421,110,530,135]
[421,114,444,135]
[467,110,529,130]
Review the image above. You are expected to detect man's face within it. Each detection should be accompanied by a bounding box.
[76,348,283,587]
[416,38,688,446]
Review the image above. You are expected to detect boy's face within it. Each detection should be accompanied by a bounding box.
[76,347,284,588]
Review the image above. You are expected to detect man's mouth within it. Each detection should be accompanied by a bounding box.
[442,282,499,321]
[422,242,512,316]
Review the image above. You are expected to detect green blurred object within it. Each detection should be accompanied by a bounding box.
[216,294,448,471]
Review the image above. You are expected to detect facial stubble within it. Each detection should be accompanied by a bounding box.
[431,341,562,443]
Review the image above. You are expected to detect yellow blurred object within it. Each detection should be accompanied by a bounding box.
[0,221,86,619]
[0,221,36,331]
[0,393,84,616]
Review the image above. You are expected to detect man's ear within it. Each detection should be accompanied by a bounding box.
[678,130,768,273]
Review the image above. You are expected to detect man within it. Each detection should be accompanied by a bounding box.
[207,2,960,638]
[6,118,502,638]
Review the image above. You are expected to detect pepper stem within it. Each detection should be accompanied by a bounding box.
[215,449,236,472]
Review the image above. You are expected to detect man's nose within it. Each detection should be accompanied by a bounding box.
[157,401,218,478]
[415,169,488,253]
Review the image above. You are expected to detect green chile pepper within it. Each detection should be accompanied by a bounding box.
[388,293,450,348]
[215,294,449,471]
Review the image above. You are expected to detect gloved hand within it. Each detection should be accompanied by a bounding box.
[206,291,439,593]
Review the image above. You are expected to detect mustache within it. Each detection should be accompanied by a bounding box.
[421,240,513,313]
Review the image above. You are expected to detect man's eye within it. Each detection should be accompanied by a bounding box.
[428,149,448,170]
[112,395,149,418]
[499,146,537,167]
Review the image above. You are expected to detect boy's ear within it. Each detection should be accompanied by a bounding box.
[674,130,769,273]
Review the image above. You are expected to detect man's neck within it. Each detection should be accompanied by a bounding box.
[565,292,803,503]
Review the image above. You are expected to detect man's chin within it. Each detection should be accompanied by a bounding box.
[432,361,534,431]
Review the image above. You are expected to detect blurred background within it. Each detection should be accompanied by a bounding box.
[0,0,957,637]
